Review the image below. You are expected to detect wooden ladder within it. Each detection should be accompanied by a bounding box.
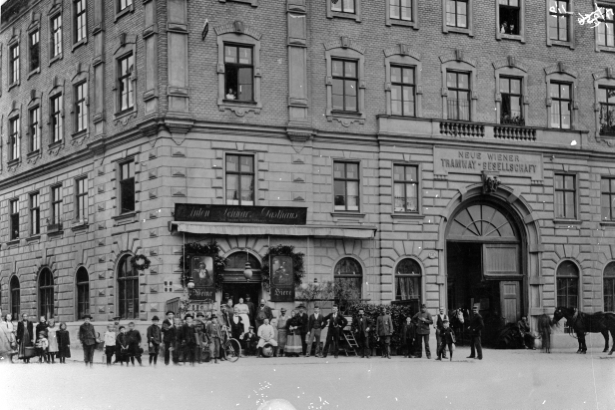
[341,329,359,357]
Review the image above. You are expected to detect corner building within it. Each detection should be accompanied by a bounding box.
[1,0,615,335]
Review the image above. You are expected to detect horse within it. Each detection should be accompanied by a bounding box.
[537,314,553,353]
[449,309,465,345]
[552,307,615,354]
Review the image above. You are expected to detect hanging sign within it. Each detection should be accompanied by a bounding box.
[269,255,295,302]
[175,204,308,225]
[189,255,216,302]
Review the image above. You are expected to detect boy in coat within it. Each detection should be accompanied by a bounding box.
[78,314,97,367]
[126,322,143,366]
[436,319,456,361]
[147,316,162,366]
[401,316,417,358]
[376,309,394,359]
[161,311,177,365]
[116,326,130,365]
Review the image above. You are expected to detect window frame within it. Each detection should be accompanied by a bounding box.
[384,47,423,117]
[73,0,88,47]
[29,106,41,153]
[117,254,139,320]
[51,185,63,226]
[50,13,63,64]
[546,0,575,49]
[549,81,572,129]
[493,59,530,125]
[327,0,362,22]
[28,29,41,75]
[9,43,20,86]
[393,163,420,214]
[30,192,41,236]
[331,58,359,114]
[333,256,364,309]
[595,3,615,52]
[394,258,423,309]
[118,160,136,215]
[225,153,256,206]
[386,0,419,29]
[76,267,90,321]
[600,177,615,222]
[10,199,20,240]
[50,93,64,143]
[593,69,615,140]
[38,268,54,320]
[499,76,524,125]
[117,53,135,114]
[223,43,255,104]
[75,177,88,221]
[556,260,580,310]
[446,70,471,121]
[496,0,526,43]
[9,116,21,162]
[442,0,474,37]
[441,54,478,122]
[333,161,361,213]
[74,81,88,133]
[545,64,578,130]
[10,275,20,317]
[553,173,578,220]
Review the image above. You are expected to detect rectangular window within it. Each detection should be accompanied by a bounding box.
[224,45,254,102]
[554,174,576,219]
[51,185,63,226]
[9,117,20,161]
[446,0,468,28]
[597,5,615,47]
[332,0,355,14]
[51,15,63,58]
[119,0,133,12]
[391,66,415,117]
[10,200,19,240]
[499,0,520,35]
[549,0,569,41]
[393,165,419,213]
[76,177,88,220]
[390,0,412,21]
[30,192,40,236]
[500,77,523,125]
[51,95,63,143]
[225,154,255,206]
[332,59,358,113]
[599,86,615,136]
[550,82,571,129]
[601,178,615,221]
[29,30,40,72]
[75,82,88,133]
[9,44,19,84]
[118,54,135,112]
[447,71,470,121]
[29,107,40,152]
[74,0,87,43]
[334,161,360,212]
[119,161,135,214]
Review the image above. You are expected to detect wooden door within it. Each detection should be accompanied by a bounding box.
[500,281,521,324]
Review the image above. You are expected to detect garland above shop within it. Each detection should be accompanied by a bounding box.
[261,244,305,290]
[179,241,227,291]
[131,255,151,271]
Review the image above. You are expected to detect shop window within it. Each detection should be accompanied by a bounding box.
[596,4,615,51]
[500,77,524,125]
[29,107,40,152]
[117,53,135,113]
[38,269,54,319]
[390,66,415,117]
[334,257,363,310]
[117,254,139,319]
[76,267,90,320]
[554,174,576,219]
[395,258,421,313]
[119,160,135,214]
[556,260,579,309]
[549,82,571,129]
[8,117,20,162]
[50,14,63,60]
[333,161,360,212]
[447,71,471,121]
[50,94,64,143]
[74,0,87,44]
[223,44,254,103]
[604,262,615,312]
[30,192,40,236]
[29,30,40,73]
[50,185,63,227]
[9,44,19,85]
[598,86,615,136]
[393,164,418,213]
[10,276,20,317]
[10,199,19,240]
[76,177,88,220]
[225,154,255,206]
[332,59,358,113]
[548,0,573,46]
[74,82,88,133]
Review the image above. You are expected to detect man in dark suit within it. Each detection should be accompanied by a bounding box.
[467,305,484,360]
[412,304,433,359]
[17,313,34,363]
[230,307,245,340]
[352,308,372,358]
[161,310,177,365]
[321,305,348,359]
[377,308,394,359]
[296,305,309,356]
[306,306,325,357]
[255,299,273,330]
[79,314,97,367]
[180,314,198,366]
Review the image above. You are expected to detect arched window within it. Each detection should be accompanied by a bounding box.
[118,255,139,319]
[76,267,90,320]
[395,259,422,312]
[10,276,20,317]
[334,257,363,310]
[225,252,262,272]
[38,269,54,319]
[557,260,579,308]
[604,262,615,312]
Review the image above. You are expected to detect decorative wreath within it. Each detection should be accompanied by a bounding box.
[179,241,227,291]
[261,244,305,291]
[131,255,151,271]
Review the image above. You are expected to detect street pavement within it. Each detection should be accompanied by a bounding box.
[2,342,615,410]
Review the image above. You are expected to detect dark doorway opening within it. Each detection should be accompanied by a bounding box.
[222,283,261,308]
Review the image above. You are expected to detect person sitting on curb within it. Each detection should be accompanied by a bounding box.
[256,319,278,358]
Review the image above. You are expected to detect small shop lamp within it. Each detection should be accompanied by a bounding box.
[187,278,195,289]
[243,262,253,280]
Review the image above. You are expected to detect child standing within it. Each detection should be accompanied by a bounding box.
[46,319,59,364]
[126,322,143,366]
[35,332,49,363]
[56,322,71,363]
[116,326,129,365]
[146,316,162,366]
[436,319,456,361]
[103,325,117,366]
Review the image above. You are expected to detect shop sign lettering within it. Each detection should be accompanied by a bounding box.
[175,204,308,225]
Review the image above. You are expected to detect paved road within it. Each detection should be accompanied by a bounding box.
[2,345,614,410]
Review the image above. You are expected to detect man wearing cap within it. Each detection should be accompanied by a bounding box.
[412,304,433,359]
[434,307,449,360]
[377,308,394,359]
[256,318,278,358]
[206,314,223,364]
[161,311,176,365]
[467,305,484,360]
[436,318,456,361]
[255,299,274,331]
[180,314,198,365]
[195,312,208,363]
[321,305,348,359]
[306,306,325,357]
[147,316,162,366]
[296,305,309,356]
[353,308,373,358]
[276,308,289,357]
[79,314,97,367]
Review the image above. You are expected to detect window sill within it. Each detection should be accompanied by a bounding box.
[552,219,582,225]
[331,212,365,219]
[72,38,88,53]
[27,68,40,80]
[113,211,138,225]
[218,100,262,116]
[27,150,41,159]
[328,11,361,22]
[115,4,135,22]
[48,140,64,152]
[6,239,20,247]
[597,45,615,53]
[444,26,473,37]
[7,158,21,167]
[49,53,63,67]
[8,81,20,91]
[72,130,88,141]
[47,228,64,237]
[218,0,259,7]
[387,19,418,29]
[391,213,423,220]
[115,108,136,120]
[497,33,524,43]
[549,39,574,49]
[72,220,89,231]
[27,235,41,243]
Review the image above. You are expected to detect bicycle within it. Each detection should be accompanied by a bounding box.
[224,338,242,362]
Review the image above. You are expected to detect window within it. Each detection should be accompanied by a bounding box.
[391,66,415,117]
[51,95,63,142]
[51,185,62,226]
[118,255,139,319]
[601,178,615,221]
[119,161,135,214]
[10,200,19,240]
[76,267,90,320]
[332,0,355,14]
[395,259,422,314]
[334,162,360,212]
[549,82,571,129]
[51,15,63,58]
[549,0,570,42]
[226,154,255,206]
[597,4,614,48]
[447,71,470,121]
[332,59,358,113]
[9,117,20,161]
[75,82,88,133]
[30,192,40,236]
[38,269,54,319]
[599,86,615,136]
[10,276,20,317]
[76,177,88,220]
[9,44,19,84]
[446,0,468,28]
[74,0,87,43]
[499,0,520,35]
[556,260,579,308]
[118,54,135,112]
[394,165,419,213]
[500,77,523,125]
[334,257,363,310]
[118,0,134,12]
[605,262,615,312]
[29,107,40,152]
[223,45,253,103]
[390,0,412,21]
[225,252,262,275]
[554,174,576,219]
[29,30,40,72]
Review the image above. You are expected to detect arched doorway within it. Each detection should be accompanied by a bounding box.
[446,200,525,341]
[221,251,262,308]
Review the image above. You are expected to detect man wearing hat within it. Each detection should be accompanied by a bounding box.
[245,295,256,326]
[467,305,484,360]
[79,314,97,367]
[180,314,198,365]
[306,306,325,357]
[161,311,177,365]
[194,312,208,363]
[206,313,223,363]
[377,308,394,359]
[276,308,289,356]
[147,316,162,365]
[412,304,433,359]
[296,305,309,356]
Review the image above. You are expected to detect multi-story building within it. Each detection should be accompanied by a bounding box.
[1,0,615,339]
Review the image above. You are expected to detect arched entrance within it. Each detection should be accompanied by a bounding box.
[446,199,526,342]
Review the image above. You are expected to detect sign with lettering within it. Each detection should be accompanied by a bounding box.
[175,204,308,225]
[189,255,216,302]
[433,147,543,181]
[189,287,216,303]
[270,255,295,302]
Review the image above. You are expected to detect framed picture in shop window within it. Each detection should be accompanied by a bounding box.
[191,256,214,287]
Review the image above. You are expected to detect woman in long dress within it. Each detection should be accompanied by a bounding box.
[0,310,16,362]
[284,310,302,357]
[234,298,251,334]
[276,308,288,356]
[47,318,59,363]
